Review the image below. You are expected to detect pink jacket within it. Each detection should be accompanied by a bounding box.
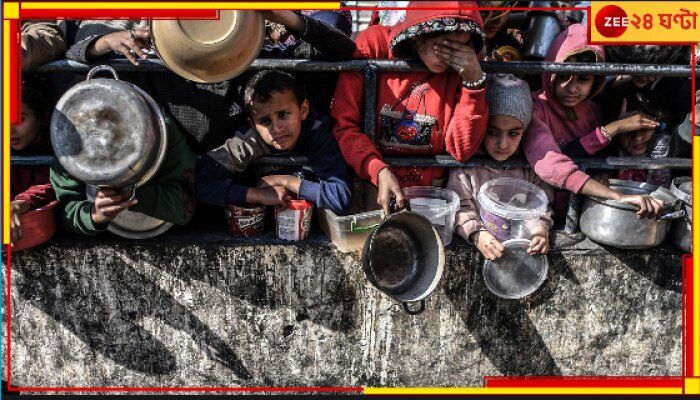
[522,24,609,194]
[446,166,554,243]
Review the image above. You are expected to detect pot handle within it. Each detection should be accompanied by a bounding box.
[659,209,685,220]
[86,65,120,81]
[389,197,411,214]
[126,185,137,202]
[402,300,425,315]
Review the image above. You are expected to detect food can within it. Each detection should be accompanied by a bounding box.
[226,204,267,237]
[275,200,314,241]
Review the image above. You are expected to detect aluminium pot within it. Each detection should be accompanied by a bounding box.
[51,65,168,190]
[362,200,445,315]
[669,177,692,253]
[580,179,683,249]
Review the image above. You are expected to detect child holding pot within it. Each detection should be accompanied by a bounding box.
[331,1,489,217]
[195,70,353,216]
[10,78,56,246]
[521,24,664,224]
[447,74,554,260]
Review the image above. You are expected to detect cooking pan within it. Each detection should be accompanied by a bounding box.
[362,200,445,315]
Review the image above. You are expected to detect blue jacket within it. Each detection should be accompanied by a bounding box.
[196,108,353,215]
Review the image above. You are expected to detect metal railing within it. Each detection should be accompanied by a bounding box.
[20,58,694,235]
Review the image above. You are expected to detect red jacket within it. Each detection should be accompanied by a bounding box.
[11,139,55,210]
[331,3,488,188]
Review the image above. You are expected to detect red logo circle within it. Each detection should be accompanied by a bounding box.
[595,5,628,38]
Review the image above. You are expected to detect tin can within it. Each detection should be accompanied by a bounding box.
[226,204,267,237]
[275,200,314,241]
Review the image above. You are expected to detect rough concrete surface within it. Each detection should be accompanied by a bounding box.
[1,228,683,391]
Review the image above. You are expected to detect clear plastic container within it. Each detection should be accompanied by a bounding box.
[403,186,460,246]
[318,208,384,252]
[477,178,548,242]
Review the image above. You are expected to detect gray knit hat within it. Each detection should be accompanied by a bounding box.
[485,74,532,130]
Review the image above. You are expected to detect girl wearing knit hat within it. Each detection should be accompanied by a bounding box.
[447,74,554,260]
[331,1,488,217]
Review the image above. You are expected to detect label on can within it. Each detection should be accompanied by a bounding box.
[479,208,511,242]
[275,200,313,241]
[226,204,267,237]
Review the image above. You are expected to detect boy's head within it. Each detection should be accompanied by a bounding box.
[11,79,45,151]
[484,74,531,161]
[553,51,602,109]
[244,70,309,151]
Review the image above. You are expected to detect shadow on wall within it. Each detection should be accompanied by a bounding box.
[151,244,359,334]
[443,250,563,376]
[11,249,253,381]
[605,248,682,293]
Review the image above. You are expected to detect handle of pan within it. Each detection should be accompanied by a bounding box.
[402,300,425,315]
[658,209,685,220]
[86,65,120,81]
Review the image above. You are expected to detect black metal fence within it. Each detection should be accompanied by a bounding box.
[18,58,693,234]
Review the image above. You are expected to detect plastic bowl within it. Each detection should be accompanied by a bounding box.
[477,178,548,242]
[403,186,460,246]
[12,200,58,252]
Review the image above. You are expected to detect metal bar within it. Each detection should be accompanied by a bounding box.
[33,59,693,77]
[363,65,378,139]
[14,154,691,169]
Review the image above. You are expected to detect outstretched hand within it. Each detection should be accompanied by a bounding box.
[88,27,151,65]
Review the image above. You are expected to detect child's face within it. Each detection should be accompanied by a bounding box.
[10,102,40,151]
[248,89,309,151]
[553,74,595,108]
[483,114,523,161]
[615,127,655,156]
[415,31,472,74]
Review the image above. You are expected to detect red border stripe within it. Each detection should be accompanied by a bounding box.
[484,377,684,388]
[21,9,219,19]
[686,255,693,377]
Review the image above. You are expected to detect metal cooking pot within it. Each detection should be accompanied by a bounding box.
[580,180,683,249]
[669,177,692,253]
[362,200,445,315]
[51,65,168,190]
[523,1,562,60]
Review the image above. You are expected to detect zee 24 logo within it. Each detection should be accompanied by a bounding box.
[595,4,698,38]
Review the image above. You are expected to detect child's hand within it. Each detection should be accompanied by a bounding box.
[88,28,151,65]
[247,186,292,207]
[377,168,405,217]
[604,100,659,138]
[257,175,301,196]
[262,10,305,32]
[528,225,550,255]
[10,200,30,245]
[472,231,505,260]
[618,194,664,219]
[90,188,138,225]
[434,39,483,83]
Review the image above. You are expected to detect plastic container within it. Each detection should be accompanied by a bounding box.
[275,200,314,241]
[226,204,267,237]
[318,208,384,252]
[477,178,548,242]
[402,186,460,246]
[483,238,548,299]
[12,201,58,252]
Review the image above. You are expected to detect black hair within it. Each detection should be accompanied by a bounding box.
[568,51,598,63]
[21,76,47,122]
[243,70,306,113]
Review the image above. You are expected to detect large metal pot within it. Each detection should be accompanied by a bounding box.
[51,65,168,190]
[362,200,445,315]
[580,180,683,249]
[669,177,692,253]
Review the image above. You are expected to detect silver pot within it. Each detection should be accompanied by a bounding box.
[580,180,683,249]
[669,177,692,253]
[51,65,168,190]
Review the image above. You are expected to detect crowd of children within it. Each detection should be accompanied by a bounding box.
[13,2,695,262]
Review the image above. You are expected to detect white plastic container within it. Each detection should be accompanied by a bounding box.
[403,186,460,246]
[318,208,384,252]
[477,178,548,242]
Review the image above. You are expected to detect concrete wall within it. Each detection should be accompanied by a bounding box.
[2,229,683,389]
